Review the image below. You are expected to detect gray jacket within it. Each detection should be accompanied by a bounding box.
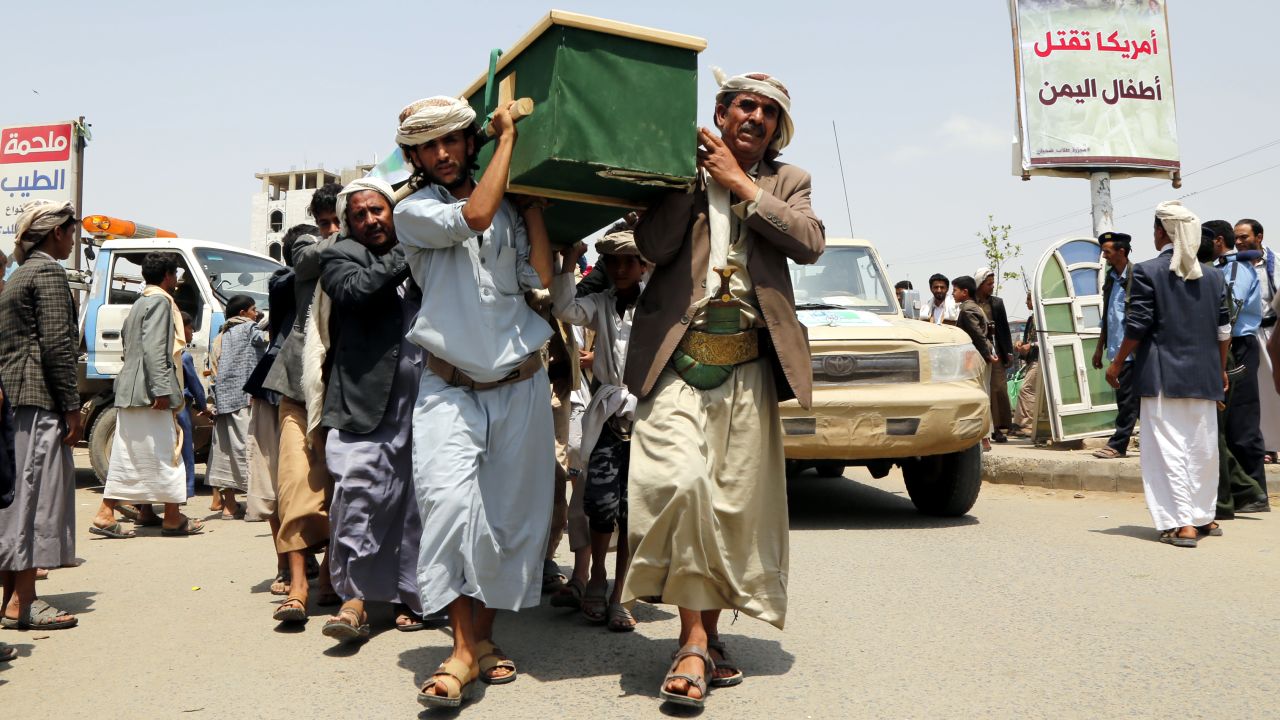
[263,234,334,402]
[114,293,184,409]
[210,318,268,415]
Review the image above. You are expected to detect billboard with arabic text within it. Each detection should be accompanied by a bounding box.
[1010,0,1179,173]
[1,121,79,257]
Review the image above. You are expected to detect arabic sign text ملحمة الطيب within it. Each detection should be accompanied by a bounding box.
[0,169,67,196]
[0,121,78,254]
[0,124,72,165]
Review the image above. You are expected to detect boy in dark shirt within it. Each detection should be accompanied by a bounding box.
[953,275,997,451]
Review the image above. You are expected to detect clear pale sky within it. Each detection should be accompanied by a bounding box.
[4,1,1276,315]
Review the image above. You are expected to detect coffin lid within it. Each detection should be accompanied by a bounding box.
[460,10,708,98]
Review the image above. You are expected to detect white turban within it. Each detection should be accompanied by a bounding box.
[14,200,75,264]
[396,96,477,147]
[713,67,795,153]
[1155,200,1203,281]
[974,267,994,286]
[336,177,396,237]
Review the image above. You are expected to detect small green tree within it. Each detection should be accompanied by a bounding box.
[977,214,1021,295]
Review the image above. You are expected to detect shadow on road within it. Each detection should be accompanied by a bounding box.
[786,472,979,531]
[39,590,98,616]
[397,601,794,707]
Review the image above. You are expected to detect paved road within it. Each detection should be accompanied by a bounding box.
[6,454,1278,719]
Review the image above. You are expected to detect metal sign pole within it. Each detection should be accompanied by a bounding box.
[73,115,86,271]
[1090,171,1113,237]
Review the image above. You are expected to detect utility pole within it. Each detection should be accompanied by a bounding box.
[1089,171,1113,237]
[73,115,87,271]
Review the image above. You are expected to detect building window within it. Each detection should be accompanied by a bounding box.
[269,242,282,262]
[269,210,283,232]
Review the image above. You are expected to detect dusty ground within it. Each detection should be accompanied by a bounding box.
[4,453,1278,719]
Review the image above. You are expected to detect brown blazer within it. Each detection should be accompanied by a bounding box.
[625,161,825,408]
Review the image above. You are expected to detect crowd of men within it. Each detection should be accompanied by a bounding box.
[0,69,821,709]
[901,209,1274,545]
[0,57,1271,709]
[901,269,1028,451]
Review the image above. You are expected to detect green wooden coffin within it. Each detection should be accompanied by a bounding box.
[461,11,706,242]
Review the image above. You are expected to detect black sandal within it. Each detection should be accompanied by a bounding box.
[707,635,744,687]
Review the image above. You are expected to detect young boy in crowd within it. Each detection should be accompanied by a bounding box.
[177,312,207,498]
[953,275,997,451]
[551,226,646,632]
[207,295,267,519]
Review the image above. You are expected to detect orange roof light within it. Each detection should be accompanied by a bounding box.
[82,215,176,239]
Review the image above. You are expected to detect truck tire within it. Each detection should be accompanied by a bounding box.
[88,406,117,484]
[901,443,982,517]
[813,462,846,478]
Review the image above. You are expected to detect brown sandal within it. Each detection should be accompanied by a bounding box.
[417,656,479,708]
[659,643,713,708]
[320,605,369,642]
[272,596,307,623]
[476,639,517,684]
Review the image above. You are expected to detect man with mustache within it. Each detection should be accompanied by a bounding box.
[393,97,554,708]
[307,178,427,639]
[622,69,824,708]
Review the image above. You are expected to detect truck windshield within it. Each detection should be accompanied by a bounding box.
[788,246,895,314]
[194,248,281,311]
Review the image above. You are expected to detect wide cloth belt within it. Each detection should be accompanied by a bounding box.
[677,328,760,367]
[428,352,543,391]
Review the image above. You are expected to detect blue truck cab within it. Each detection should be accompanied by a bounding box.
[79,238,281,480]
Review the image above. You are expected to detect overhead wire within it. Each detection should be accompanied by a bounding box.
[890,149,1280,270]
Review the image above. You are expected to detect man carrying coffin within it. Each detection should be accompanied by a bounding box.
[622,69,825,708]
[394,97,554,708]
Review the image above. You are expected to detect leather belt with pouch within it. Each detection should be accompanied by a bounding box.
[670,266,761,391]
[428,351,544,391]
[671,328,760,391]
[678,329,759,366]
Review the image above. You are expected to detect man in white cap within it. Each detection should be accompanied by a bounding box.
[622,69,824,708]
[1106,201,1231,547]
[309,178,427,638]
[393,97,554,707]
[974,266,1014,442]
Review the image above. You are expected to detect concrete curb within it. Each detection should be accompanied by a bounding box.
[982,450,1145,493]
[982,442,1280,494]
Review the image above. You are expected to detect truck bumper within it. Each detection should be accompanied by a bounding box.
[780,380,991,461]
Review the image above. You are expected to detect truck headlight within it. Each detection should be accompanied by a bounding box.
[926,344,984,383]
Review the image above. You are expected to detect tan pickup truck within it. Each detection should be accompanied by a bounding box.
[782,238,991,515]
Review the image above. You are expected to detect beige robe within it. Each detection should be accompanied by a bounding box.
[622,357,789,629]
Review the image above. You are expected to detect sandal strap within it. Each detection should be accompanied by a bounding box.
[671,644,714,674]
[475,640,515,672]
[423,657,475,698]
[29,601,70,624]
[667,673,707,690]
